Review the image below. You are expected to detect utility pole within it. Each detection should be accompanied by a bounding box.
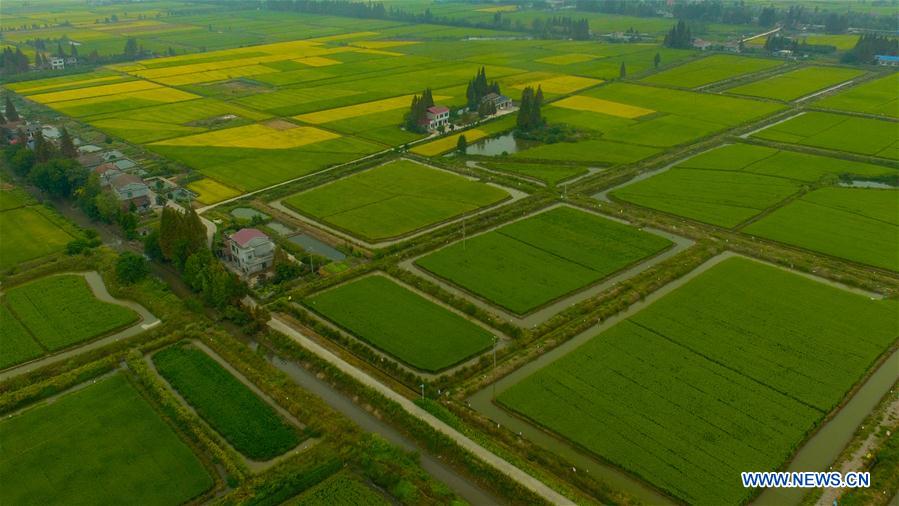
[420,383,425,400]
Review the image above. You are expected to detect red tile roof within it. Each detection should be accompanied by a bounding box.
[427,105,449,114]
[230,228,268,247]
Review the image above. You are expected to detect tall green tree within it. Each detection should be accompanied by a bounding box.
[619,62,627,78]
[5,95,19,122]
[123,37,139,59]
[59,127,77,158]
[653,52,661,68]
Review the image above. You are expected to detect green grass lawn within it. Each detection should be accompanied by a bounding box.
[4,275,138,352]
[288,472,390,505]
[751,111,899,159]
[612,144,895,227]
[283,159,509,242]
[815,72,898,118]
[0,374,213,505]
[641,54,783,88]
[744,187,899,272]
[727,66,864,101]
[498,257,899,506]
[305,275,494,372]
[0,207,74,270]
[153,344,302,461]
[416,206,671,314]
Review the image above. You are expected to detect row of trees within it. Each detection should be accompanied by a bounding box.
[530,17,591,40]
[663,21,693,49]
[843,34,899,64]
[1,47,30,76]
[516,86,544,132]
[465,67,500,110]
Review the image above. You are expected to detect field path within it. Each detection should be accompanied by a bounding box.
[0,271,160,381]
[267,316,576,506]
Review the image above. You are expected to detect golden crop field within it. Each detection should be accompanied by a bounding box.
[512,75,603,94]
[29,80,159,104]
[477,5,518,12]
[411,129,487,156]
[536,53,596,66]
[187,178,242,205]
[9,75,128,95]
[152,123,339,149]
[294,56,342,67]
[351,40,420,49]
[553,95,655,118]
[155,65,276,86]
[296,94,451,124]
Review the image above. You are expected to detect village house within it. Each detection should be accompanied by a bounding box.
[49,57,65,70]
[78,151,105,169]
[481,92,512,110]
[422,105,450,131]
[94,163,121,186]
[875,55,899,66]
[109,172,151,211]
[225,228,275,275]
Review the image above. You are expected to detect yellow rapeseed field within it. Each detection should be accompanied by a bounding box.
[294,56,342,67]
[30,80,159,103]
[476,5,518,12]
[296,94,451,124]
[351,40,419,49]
[309,31,378,42]
[513,75,602,94]
[152,123,339,149]
[187,178,242,204]
[155,64,275,86]
[11,75,127,95]
[536,53,595,66]
[411,129,487,157]
[50,87,200,115]
[552,95,655,119]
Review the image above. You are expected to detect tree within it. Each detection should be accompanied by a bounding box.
[5,95,19,122]
[29,158,84,198]
[159,205,207,269]
[619,62,627,78]
[825,13,849,34]
[59,127,77,158]
[124,37,139,59]
[144,228,163,261]
[663,20,693,49]
[33,130,57,163]
[404,88,435,133]
[517,86,544,131]
[8,145,35,176]
[653,52,661,68]
[0,108,5,124]
[456,134,467,154]
[758,7,777,27]
[116,252,149,284]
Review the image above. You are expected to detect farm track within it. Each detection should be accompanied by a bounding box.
[267,316,577,506]
[0,271,160,382]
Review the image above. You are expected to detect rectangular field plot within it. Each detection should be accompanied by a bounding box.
[726,66,864,102]
[498,257,899,505]
[510,82,783,165]
[815,73,898,118]
[479,161,587,185]
[641,54,782,88]
[751,111,899,160]
[291,472,390,505]
[611,144,895,227]
[744,187,899,271]
[153,344,302,460]
[282,159,508,242]
[3,275,138,354]
[416,206,671,314]
[305,276,494,372]
[0,206,74,270]
[0,374,213,505]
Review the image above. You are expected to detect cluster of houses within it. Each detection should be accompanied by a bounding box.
[78,147,153,212]
[419,92,512,132]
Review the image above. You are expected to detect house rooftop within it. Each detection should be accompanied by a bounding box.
[110,173,144,190]
[230,228,269,247]
[427,105,449,114]
[875,55,899,62]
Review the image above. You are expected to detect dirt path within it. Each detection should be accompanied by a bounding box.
[0,271,160,382]
[816,394,899,506]
[267,316,576,506]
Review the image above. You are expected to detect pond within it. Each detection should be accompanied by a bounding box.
[287,234,346,261]
[839,180,897,189]
[230,207,270,221]
[464,132,537,156]
[266,221,294,236]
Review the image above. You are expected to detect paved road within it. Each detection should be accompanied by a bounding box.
[268,317,575,506]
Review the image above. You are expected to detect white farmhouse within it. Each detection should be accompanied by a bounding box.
[226,228,275,275]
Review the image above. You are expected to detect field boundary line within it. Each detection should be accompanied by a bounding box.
[267,316,576,506]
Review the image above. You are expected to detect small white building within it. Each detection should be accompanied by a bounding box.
[481,92,512,110]
[49,57,65,70]
[422,105,450,130]
[226,228,275,275]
